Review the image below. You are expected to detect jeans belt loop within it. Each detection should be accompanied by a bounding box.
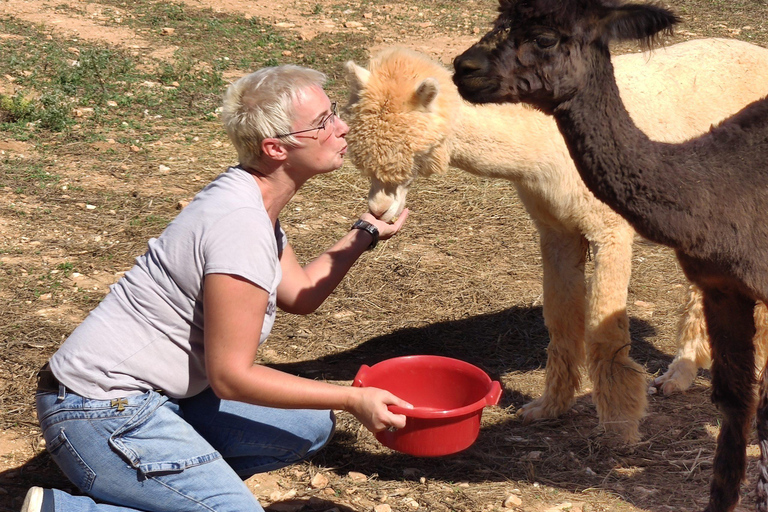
[57,382,66,400]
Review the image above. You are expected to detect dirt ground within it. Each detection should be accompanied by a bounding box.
[1,0,768,511]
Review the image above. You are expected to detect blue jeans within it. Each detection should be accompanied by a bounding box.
[36,387,336,511]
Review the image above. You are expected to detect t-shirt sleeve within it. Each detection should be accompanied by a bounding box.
[202,208,278,291]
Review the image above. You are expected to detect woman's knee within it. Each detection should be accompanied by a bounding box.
[298,409,336,457]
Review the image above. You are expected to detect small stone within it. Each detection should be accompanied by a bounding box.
[310,472,329,489]
[158,164,171,174]
[282,50,292,57]
[523,450,542,460]
[403,497,419,510]
[298,29,317,41]
[176,200,190,210]
[347,471,367,482]
[161,27,175,35]
[130,145,140,152]
[107,100,118,107]
[344,21,363,28]
[544,502,574,512]
[374,505,392,512]
[504,495,523,508]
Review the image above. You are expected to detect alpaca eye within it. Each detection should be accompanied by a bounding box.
[534,35,559,49]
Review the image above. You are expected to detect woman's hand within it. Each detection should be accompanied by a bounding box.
[359,208,410,241]
[346,386,413,433]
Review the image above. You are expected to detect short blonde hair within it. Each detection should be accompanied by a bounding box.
[221,65,327,168]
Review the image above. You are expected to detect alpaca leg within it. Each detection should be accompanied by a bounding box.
[702,288,756,512]
[654,292,768,396]
[586,227,646,443]
[520,228,587,421]
[653,284,712,394]
[755,301,768,372]
[756,352,768,512]
[755,301,768,512]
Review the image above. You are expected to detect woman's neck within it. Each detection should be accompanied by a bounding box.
[241,163,304,224]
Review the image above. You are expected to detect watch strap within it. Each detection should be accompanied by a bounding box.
[351,219,379,250]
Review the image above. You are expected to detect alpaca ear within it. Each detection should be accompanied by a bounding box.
[414,78,439,111]
[345,61,371,106]
[599,3,680,47]
[345,61,370,93]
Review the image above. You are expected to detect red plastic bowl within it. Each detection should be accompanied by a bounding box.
[352,355,502,457]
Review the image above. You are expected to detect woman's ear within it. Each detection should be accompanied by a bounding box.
[261,138,289,161]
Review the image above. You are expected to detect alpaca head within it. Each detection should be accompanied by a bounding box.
[344,47,459,221]
[452,0,680,112]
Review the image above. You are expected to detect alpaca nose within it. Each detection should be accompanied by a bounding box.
[453,47,490,78]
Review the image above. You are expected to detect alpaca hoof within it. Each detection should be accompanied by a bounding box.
[518,396,571,422]
[652,365,697,395]
[602,419,641,445]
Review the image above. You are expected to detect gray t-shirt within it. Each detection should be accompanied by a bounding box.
[50,166,285,399]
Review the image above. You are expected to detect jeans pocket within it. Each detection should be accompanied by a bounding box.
[109,394,222,478]
[47,428,97,492]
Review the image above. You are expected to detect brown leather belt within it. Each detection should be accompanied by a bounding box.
[37,364,62,393]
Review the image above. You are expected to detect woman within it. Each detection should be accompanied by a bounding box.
[23,64,410,512]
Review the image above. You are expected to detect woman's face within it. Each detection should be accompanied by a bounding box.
[284,86,349,178]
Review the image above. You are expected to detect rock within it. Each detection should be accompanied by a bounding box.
[522,450,542,460]
[298,29,317,41]
[403,497,419,509]
[374,505,392,512]
[161,27,175,35]
[503,495,523,508]
[310,472,329,489]
[544,502,574,512]
[344,21,363,28]
[348,471,367,482]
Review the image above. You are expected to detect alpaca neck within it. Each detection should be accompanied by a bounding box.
[551,52,692,249]
[449,100,571,184]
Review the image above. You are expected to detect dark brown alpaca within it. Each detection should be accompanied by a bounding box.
[452,1,768,511]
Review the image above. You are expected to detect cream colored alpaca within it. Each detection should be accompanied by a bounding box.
[344,39,768,443]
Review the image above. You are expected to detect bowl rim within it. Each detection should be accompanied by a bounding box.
[354,355,502,419]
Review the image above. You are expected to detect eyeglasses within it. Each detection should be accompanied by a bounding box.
[274,102,337,138]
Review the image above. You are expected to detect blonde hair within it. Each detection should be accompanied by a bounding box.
[221,65,327,168]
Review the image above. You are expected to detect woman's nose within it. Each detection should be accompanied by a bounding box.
[336,116,350,137]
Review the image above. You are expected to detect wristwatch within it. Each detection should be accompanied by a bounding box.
[351,219,379,250]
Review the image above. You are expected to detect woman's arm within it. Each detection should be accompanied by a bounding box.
[277,210,408,314]
[203,272,411,432]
